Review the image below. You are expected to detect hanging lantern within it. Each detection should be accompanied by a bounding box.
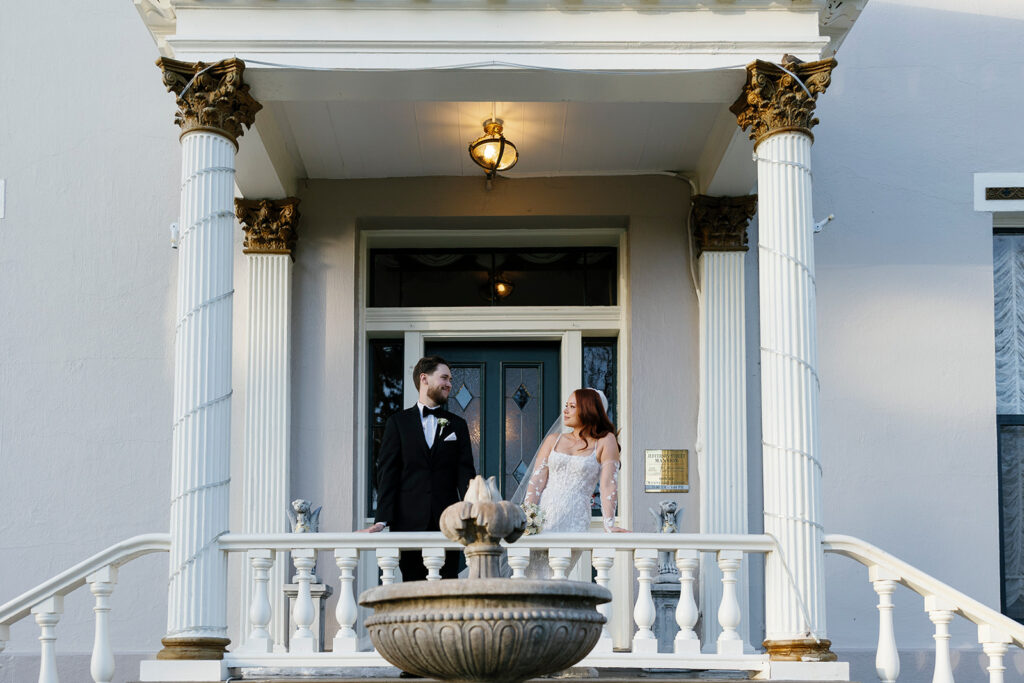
[468,119,519,179]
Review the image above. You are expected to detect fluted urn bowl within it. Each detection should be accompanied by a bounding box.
[360,578,610,683]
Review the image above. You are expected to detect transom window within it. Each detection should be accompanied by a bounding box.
[369,247,617,307]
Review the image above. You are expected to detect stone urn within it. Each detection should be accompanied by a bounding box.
[360,476,610,683]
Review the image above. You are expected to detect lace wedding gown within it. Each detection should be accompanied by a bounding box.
[522,434,620,577]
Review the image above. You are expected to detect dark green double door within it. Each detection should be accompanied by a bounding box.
[426,342,560,499]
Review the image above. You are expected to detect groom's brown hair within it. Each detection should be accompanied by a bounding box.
[413,355,450,390]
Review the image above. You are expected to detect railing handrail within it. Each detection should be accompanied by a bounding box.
[218,531,776,553]
[0,533,170,627]
[824,533,1024,647]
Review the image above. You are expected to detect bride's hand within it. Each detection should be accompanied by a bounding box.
[608,526,629,533]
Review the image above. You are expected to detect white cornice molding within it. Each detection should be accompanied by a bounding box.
[364,307,622,334]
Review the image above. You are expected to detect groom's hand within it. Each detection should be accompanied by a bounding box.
[358,522,387,533]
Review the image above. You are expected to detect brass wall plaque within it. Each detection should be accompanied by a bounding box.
[644,449,689,493]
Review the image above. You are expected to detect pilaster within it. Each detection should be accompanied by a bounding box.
[236,197,300,651]
[152,57,259,673]
[692,194,756,649]
[730,55,836,662]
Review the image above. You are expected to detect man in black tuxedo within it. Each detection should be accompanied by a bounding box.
[362,355,475,581]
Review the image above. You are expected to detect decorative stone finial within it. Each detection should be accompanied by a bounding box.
[691,195,758,257]
[730,55,837,146]
[439,475,526,578]
[156,57,261,145]
[236,198,301,257]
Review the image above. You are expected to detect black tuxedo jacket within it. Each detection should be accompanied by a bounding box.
[374,406,475,532]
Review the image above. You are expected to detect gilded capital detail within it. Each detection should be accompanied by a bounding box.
[730,55,837,146]
[157,58,261,145]
[236,198,301,256]
[691,195,758,257]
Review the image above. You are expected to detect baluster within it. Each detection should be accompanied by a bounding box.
[290,549,317,653]
[0,623,8,655]
[548,547,571,580]
[674,549,700,656]
[924,596,955,683]
[978,625,1010,683]
[87,566,118,683]
[592,548,616,653]
[632,548,658,654]
[716,550,743,655]
[243,549,274,653]
[333,548,359,653]
[32,595,63,683]
[507,547,530,580]
[423,548,446,581]
[870,566,901,683]
[377,547,400,585]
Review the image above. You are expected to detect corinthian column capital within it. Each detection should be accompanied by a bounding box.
[691,195,758,258]
[236,198,301,257]
[157,57,262,145]
[730,55,837,146]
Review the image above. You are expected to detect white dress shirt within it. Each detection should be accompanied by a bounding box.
[418,402,439,448]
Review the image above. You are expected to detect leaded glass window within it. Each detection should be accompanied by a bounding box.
[583,338,618,515]
[367,339,404,517]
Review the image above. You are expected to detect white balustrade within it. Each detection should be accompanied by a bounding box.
[548,547,571,580]
[32,595,63,683]
[87,566,118,683]
[333,548,359,653]
[507,547,530,579]
[925,595,956,683]
[674,549,700,656]
[377,547,400,585]
[592,548,616,653]
[978,625,1010,683]
[870,565,900,683]
[632,548,658,654]
[244,549,274,653]
[290,549,317,653]
[423,547,446,581]
[717,549,743,655]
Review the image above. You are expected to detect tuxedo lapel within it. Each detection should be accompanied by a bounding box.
[402,407,431,460]
[428,411,450,459]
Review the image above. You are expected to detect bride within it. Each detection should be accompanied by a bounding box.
[515,388,629,536]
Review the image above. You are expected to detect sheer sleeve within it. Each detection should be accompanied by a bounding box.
[599,444,621,532]
[524,450,550,504]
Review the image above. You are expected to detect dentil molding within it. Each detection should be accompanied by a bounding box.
[236,198,301,256]
[730,55,836,146]
[157,57,262,145]
[691,195,758,257]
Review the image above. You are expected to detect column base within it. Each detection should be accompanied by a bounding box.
[140,659,228,682]
[763,637,837,662]
[157,636,231,660]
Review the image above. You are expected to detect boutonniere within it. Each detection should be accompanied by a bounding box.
[437,418,449,430]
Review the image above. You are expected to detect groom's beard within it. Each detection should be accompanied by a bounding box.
[426,384,449,406]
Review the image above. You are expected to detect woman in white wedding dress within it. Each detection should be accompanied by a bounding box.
[516,388,628,576]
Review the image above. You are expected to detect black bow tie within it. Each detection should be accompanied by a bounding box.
[422,406,443,418]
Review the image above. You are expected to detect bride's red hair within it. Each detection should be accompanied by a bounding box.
[574,388,617,445]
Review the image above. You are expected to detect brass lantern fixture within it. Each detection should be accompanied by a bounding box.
[468,118,519,181]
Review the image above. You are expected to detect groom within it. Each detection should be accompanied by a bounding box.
[363,355,475,581]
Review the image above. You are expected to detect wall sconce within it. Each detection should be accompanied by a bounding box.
[468,118,518,188]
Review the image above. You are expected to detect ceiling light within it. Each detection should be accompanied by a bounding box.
[468,119,518,180]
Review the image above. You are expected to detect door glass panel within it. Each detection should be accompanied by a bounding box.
[367,339,405,517]
[999,422,1024,620]
[504,365,543,499]
[446,364,484,476]
[583,338,618,515]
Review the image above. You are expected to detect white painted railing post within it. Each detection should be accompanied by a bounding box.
[978,625,1010,683]
[32,595,63,683]
[423,548,446,581]
[333,548,359,653]
[87,566,118,683]
[290,549,317,653]
[377,547,400,585]
[632,548,658,654]
[717,549,743,655]
[674,549,700,655]
[549,548,572,580]
[243,549,274,653]
[592,548,616,653]
[508,547,530,580]
[870,565,901,683]
[924,596,955,683]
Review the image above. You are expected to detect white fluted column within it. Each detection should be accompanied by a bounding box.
[154,57,261,667]
[236,197,300,650]
[693,195,756,649]
[731,55,836,660]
